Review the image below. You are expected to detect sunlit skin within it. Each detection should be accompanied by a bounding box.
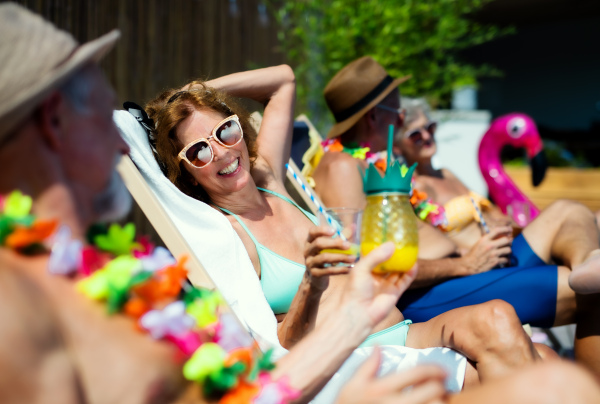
[172,76,556,387]
[174,108,407,338]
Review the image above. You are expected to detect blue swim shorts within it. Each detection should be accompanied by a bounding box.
[397,234,558,328]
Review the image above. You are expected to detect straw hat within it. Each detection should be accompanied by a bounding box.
[324,56,410,139]
[0,3,120,142]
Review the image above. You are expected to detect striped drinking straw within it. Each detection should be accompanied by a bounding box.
[470,196,490,234]
[285,163,346,240]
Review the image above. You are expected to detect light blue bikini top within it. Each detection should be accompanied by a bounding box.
[218,188,318,314]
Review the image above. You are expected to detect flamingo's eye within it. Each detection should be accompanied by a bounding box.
[507,117,526,138]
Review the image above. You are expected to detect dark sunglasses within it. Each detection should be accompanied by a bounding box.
[177,115,244,168]
[405,121,437,143]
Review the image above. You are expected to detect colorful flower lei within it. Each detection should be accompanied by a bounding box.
[322,138,388,172]
[0,190,299,404]
[408,181,448,231]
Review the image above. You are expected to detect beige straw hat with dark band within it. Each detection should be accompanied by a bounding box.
[324,56,410,139]
[0,3,120,141]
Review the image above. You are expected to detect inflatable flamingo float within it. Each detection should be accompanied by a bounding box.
[478,113,547,227]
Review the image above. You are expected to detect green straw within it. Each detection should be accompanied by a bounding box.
[382,124,394,242]
[386,124,394,170]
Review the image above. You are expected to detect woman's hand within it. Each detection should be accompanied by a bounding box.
[342,242,418,327]
[336,347,448,404]
[304,226,358,291]
[461,226,512,274]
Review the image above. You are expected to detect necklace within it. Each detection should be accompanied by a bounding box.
[321,138,388,172]
[409,183,448,231]
[0,190,298,403]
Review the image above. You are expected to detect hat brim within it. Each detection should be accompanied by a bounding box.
[326,75,411,139]
[1,29,120,139]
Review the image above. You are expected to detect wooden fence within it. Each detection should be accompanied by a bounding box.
[10,0,284,242]
[12,0,284,105]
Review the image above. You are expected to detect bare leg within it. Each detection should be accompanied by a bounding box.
[462,362,479,390]
[553,265,577,326]
[449,361,600,404]
[570,249,600,294]
[520,201,600,377]
[406,300,540,382]
[522,200,598,268]
[521,200,600,293]
[533,342,560,361]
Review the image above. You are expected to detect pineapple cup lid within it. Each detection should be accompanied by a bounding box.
[363,161,417,194]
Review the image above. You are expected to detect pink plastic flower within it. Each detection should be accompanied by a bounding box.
[133,235,155,258]
[253,373,300,404]
[166,330,203,356]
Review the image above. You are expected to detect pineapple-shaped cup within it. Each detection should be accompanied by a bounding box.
[361,161,419,273]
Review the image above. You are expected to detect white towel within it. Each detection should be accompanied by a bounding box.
[114,110,466,400]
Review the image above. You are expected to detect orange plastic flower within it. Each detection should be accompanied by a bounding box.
[374,159,387,173]
[5,219,58,249]
[131,256,189,304]
[224,346,253,368]
[327,138,344,152]
[159,257,189,297]
[219,380,260,404]
[410,188,429,206]
[123,296,151,320]
[131,278,164,304]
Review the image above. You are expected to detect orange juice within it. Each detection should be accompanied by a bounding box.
[321,243,360,256]
[360,242,418,273]
[361,192,419,274]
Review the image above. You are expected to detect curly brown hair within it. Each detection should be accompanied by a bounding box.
[146,81,258,202]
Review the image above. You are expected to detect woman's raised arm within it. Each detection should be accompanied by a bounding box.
[197,65,296,183]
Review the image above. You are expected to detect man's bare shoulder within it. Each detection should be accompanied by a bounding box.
[313,152,368,208]
[0,253,60,339]
[314,152,363,179]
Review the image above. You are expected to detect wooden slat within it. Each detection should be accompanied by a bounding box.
[505,167,600,212]
[117,156,214,289]
[15,0,284,107]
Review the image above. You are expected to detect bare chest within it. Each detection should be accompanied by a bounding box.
[19,259,186,404]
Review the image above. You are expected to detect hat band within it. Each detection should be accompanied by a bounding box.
[333,75,394,123]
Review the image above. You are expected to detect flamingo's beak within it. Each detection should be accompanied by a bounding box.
[530,150,547,187]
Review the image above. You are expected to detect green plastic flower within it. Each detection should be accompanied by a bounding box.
[183,342,226,384]
[94,223,140,256]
